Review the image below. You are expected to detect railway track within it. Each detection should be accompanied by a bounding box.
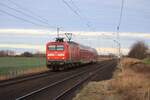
[0,60,116,100]
[0,63,97,87]
[0,71,52,87]
[0,68,81,87]
[16,60,116,100]
[55,62,116,100]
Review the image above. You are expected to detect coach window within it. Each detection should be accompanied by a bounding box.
[48,45,56,50]
[57,45,64,50]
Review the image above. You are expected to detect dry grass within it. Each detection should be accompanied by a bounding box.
[73,58,150,100]
[118,57,150,72]
[111,69,150,100]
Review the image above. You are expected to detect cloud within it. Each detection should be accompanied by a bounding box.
[96,48,129,55]
[0,44,45,52]
[71,31,150,39]
[0,29,150,39]
[0,29,56,35]
[0,28,148,55]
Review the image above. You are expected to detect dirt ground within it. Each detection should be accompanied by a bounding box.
[73,58,150,100]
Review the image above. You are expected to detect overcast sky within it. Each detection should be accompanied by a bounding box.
[0,0,150,32]
[0,0,150,55]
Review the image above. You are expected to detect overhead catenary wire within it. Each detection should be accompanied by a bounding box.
[62,0,94,31]
[70,0,81,14]
[0,1,58,67]
[62,0,82,19]
[6,0,49,25]
[115,0,125,58]
[116,0,125,40]
[0,2,56,29]
[62,0,97,47]
[0,9,51,29]
[117,0,124,32]
[71,0,96,31]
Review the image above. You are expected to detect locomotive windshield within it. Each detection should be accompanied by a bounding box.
[48,45,55,50]
[57,45,64,50]
[48,45,64,51]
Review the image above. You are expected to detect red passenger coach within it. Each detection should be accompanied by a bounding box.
[46,38,98,71]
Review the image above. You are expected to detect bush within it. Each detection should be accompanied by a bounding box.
[20,51,33,57]
[128,41,148,59]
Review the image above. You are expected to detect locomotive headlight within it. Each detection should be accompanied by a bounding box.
[58,53,64,56]
[48,53,54,56]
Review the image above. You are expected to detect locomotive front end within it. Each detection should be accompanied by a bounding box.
[46,40,68,70]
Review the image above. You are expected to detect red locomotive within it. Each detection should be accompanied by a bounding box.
[46,38,98,71]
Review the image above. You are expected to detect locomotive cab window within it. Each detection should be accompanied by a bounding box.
[48,45,64,51]
[48,45,56,50]
[56,45,64,50]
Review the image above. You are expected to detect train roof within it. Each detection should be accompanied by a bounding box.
[67,41,97,53]
[67,41,79,45]
[47,39,97,53]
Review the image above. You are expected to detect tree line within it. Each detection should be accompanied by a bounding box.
[0,50,45,57]
[0,41,149,59]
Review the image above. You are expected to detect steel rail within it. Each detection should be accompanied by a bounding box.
[0,63,94,87]
[54,61,115,100]
[15,61,110,100]
[0,71,51,87]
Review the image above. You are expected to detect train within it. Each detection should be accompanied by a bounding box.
[46,38,98,71]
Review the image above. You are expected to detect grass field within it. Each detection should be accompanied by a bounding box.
[143,58,150,65]
[0,57,46,76]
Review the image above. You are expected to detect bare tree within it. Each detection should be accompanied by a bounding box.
[20,51,33,57]
[128,41,148,59]
[0,50,15,57]
[0,50,6,56]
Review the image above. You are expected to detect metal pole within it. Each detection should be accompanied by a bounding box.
[113,39,120,58]
[57,27,60,38]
